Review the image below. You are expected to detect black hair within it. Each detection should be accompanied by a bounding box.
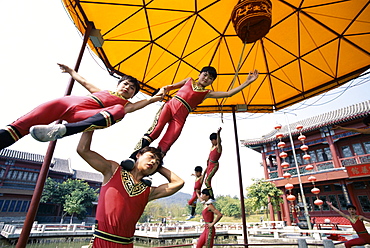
[210,133,217,140]
[363,115,370,126]
[118,75,141,96]
[137,146,164,174]
[200,66,217,80]
[194,166,203,172]
[201,188,215,200]
[346,204,356,210]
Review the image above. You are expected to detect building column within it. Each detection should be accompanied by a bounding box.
[282,194,292,226]
[274,149,283,177]
[268,197,275,222]
[343,180,356,205]
[262,152,270,179]
[325,133,341,168]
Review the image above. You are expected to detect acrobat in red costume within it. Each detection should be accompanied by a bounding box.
[205,147,221,190]
[143,78,210,153]
[345,217,370,248]
[91,167,150,248]
[197,205,215,248]
[187,166,204,219]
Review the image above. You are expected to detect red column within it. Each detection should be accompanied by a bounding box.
[262,152,270,179]
[325,133,341,168]
[282,194,292,226]
[275,149,283,177]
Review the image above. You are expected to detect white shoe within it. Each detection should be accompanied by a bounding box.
[186,215,194,220]
[30,124,66,142]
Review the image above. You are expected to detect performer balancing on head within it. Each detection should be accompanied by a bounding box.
[196,188,223,248]
[327,201,370,248]
[186,166,205,220]
[77,130,184,248]
[0,63,165,150]
[204,127,222,199]
[121,67,259,167]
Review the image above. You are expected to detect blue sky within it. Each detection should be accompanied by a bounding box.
[0,1,368,197]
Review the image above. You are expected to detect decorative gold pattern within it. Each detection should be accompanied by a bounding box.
[192,80,208,92]
[109,91,127,100]
[121,169,148,196]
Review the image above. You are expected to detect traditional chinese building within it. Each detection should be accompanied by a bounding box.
[241,100,370,226]
[0,149,102,223]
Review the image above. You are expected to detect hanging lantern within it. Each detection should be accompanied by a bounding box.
[311,187,320,194]
[281,161,290,168]
[276,132,283,139]
[300,145,308,151]
[274,124,282,130]
[287,194,296,202]
[308,176,316,182]
[298,135,306,141]
[231,0,272,43]
[285,183,294,190]
[305,165,314,171]
[314,199,324,206]
[278,141,286,148]
[303,154,311,160]
[296,124,303,130]
[283,172,292,179]
[279,152,288,158]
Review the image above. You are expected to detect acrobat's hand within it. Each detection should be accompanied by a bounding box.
[217,127,222,133]
[156,87,166,101]
[332,125,341,130]
[326,201,333,207]
[57,63,72,73]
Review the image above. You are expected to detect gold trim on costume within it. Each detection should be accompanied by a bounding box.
[5,126,20,141]
[174,95,192,112]
[121,169,148,196]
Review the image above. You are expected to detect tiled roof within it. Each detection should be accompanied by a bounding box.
[0,149,73,175]
[241,100,370,146]
[74,169,103,183]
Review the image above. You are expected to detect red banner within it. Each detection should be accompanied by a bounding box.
[346,163,370,178]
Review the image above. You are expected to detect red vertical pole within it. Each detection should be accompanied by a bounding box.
[15,22,93,248]
[232,107,248,246]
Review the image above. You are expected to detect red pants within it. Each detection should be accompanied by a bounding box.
[188,191,198,206]
[197,224,215,248]
[345,233,370,248]
[147,99,188,153]
[11,95,125,136]
[205,162,219,188]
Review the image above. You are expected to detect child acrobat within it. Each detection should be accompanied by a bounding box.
[0,63,165,150]
[186,166,204,220]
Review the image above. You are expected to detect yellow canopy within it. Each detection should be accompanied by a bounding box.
[62,0,370,113]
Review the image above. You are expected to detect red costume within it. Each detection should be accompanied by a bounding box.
[205,147,222,189]
[91,167,150,247]
[345,217,370,248]
[188,176,203,206]
[144,78,210,153]
[197,205,215,248]
[1,90,128,148]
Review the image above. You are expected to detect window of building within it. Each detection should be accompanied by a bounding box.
[1,200,10,212]
[319,196,329,211]
[357,195,370,212]
[11,170,18,180]
[22,171,29,181]
[333,184,342,191]
[21,201,29,212]
[352,143,365,155]
[308,150,317,162]
[328,195,339,209]
[324,147,332,160]
[32,173,38,182]
[337,194,348,210]
[341,146,353,158]
[6,170,13,179]
[0,168,5,178]
[353,181,366,190]
[14,201,22,212]
[0,200,3,211]
[323,185,332,192]
[364,141,370,154]
[27,172,34,181]
[17,171,23,180]
[8,200,16,212]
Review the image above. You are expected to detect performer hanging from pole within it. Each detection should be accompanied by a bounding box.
[186,166,204,220]
[77,131,184,248]
[196,188,223,248]
[327,201,370,248]
[204,127,222,199]
[121,67,259,167]
[0,63,165,150]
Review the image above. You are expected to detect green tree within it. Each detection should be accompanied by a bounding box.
[245,178,283,219]
[41,178,98,223]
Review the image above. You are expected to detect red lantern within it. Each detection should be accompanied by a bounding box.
[285,183,294,190]
[279,152,288,158]
[308,176,316,182]
[298,135,306,141]
[287,194,296,202]
[278,141,286,148]
[300,145,308,151]
[303,154,311,160]
[281,162,290,168]
[283,172,292,179]
[296,124,303,130]
[314,199,324,206]
[276,133,283,139]
[311,187,320,194]
[305,164,314,171]
[274,124,282,130]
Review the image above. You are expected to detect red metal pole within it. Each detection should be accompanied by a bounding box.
[16,22,93,248]
[231,107,248,246]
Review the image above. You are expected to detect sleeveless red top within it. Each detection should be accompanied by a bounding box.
[175,78,210,110]
[202,205,215,223]
[208,147,222,163]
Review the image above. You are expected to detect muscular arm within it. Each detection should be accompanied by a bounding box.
[76,131,116,183]
[163,78,188,94]
[216,127,222,153]
[359,215,370,223]
[333,125,370,134]
[208,204,223,227]
[206,70,259,99]
[148,167,184,201]
[58,63,101,93]
[124,87,165,113]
